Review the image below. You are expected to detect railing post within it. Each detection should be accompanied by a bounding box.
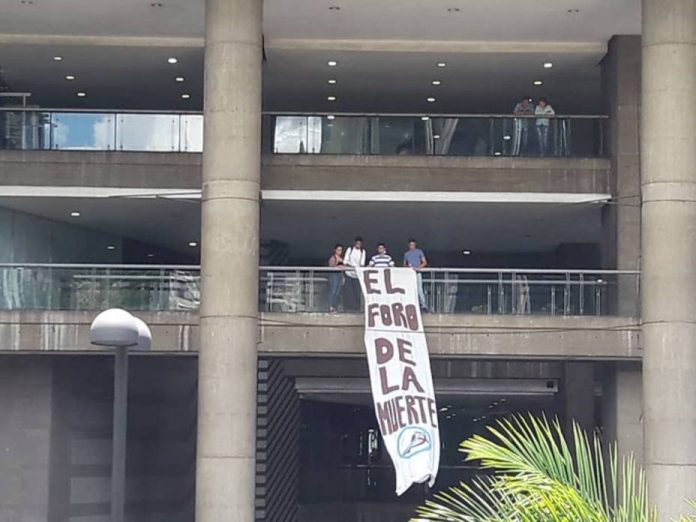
[564,273,571,316]
[486,285,492,315]
[308,269,315,312]
[595,280,602,316]
[498,271,505,314]
[551,285,556,316]
[511,271,517,314]
[579,273,585,315]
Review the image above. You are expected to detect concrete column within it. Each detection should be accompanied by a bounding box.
[562,362,595,436]
[601,363,643,468]
[196,0,263,520]
[641,0,696,518]
[600,36,641,316]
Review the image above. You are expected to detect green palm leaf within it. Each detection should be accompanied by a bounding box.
[412,414,657,522]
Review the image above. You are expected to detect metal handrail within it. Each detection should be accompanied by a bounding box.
[0,107,609,119]
[0,263,639,275]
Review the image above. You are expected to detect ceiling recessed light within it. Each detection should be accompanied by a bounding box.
[494,151,502,156]
[175,76,185,82]
[327,79,337,84]
[503,135,512,140]
[146,253,155,258]
[65,75,75,81]
[437,62,446,68]
[462,250,472,255]
[327,95,337,101]
[188,241,198,247]
[421,116,430,121]
[327,60,338,67]
[53,56,63,61]
[431,80,442,86]
[181,93,191,99]
[427,97,436,103]
[76,92,86,97]
[327,115,336,120]
[70,211,81,217]
[106,245,116,251]
[167,57,178,64]
[433,134,441,139]
[533,80,543,86]
[543,62,553,69]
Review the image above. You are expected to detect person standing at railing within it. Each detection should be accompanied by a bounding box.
[403,239,429,312]
[327,244,345,313]
[369,243,396,268]
[535,98,556,156]
[512,96,534,156]
[343,237,366,312]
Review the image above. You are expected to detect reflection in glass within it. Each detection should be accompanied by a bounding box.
[116,114,180,152]
[50,113,116,150]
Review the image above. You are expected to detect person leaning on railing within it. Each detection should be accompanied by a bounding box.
[327,244,345,313]
[535,98,556,156]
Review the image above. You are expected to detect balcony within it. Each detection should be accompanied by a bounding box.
[0,265,641,359]
[0,264,638,317]
[0,109,607,158]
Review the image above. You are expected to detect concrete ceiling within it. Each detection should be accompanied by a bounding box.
[0,0,640,112]
[0,197,603,262]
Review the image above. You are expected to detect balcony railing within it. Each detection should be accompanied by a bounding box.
[0,265,639,317]
[0,108,607,157]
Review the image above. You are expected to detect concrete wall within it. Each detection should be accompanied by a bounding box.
[0,310,641,360]
[0,206,123,263]
[0,356,54,522]
[0,150,609,195]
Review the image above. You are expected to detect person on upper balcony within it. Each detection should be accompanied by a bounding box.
[535,98,556,156]
[369,243,395,268]
[512,96,534,156]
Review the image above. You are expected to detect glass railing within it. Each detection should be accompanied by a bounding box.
[0,265,639,317]
[0,108,607,157]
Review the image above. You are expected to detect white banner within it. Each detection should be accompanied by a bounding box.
[357,267,440,495]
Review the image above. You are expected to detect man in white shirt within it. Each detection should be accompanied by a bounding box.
[535,98,555,156]
[343,237,366,311]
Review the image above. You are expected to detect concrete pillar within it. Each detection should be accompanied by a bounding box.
[562,362,595,436]
[600,36,641,316]
[601,363,643,468]
[641,0,696,518]
[196,0,263,520]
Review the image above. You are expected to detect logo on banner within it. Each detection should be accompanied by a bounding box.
[397,427,432,459]
[357,267,440,496]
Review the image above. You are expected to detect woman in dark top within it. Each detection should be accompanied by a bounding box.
[328,244,344,313]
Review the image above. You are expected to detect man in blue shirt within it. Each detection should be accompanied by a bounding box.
[403,239,429,311]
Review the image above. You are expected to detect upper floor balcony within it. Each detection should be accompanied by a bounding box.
[0,108,607,158]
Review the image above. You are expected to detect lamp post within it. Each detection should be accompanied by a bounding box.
[90,309,151,522]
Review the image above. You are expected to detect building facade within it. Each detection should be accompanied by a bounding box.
[0,0,694,520]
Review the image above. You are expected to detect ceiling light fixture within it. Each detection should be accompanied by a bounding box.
[462,250,472,255]
[433,134,441,139]
[147,253,155,258]
[327,60,338,67]
[53,56,63,61]
[181,93,191,99]
[65,75,76,81]
[503,135,512,140]
[327,95,337,101]
[543,62,553,69]
[76,92,86,97]
[533,80,543,86]
[327,79,337,84]
[70,211,81,217]
[427,97,436,103]
[167,57,178,64]
[327,115,336,120]
[175,76,185,82]
[437,62,446,68]
[188,241,198,247]
[421,116,429,121]
[431,80,442,86]
[107,245,116,251]
[494,151,502,156]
